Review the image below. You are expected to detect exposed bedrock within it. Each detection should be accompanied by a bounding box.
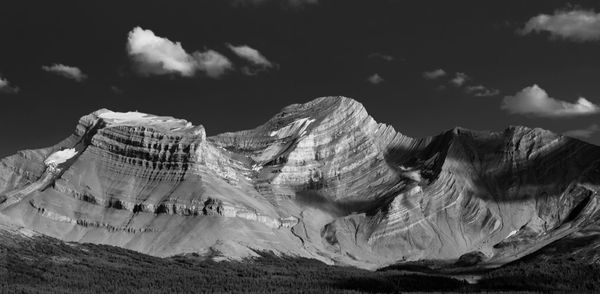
[1,96,599,269]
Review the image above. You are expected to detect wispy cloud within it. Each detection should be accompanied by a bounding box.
[367,73,384,85]
[502,84,600,117]
[227,44,273,67]
[126,27,232,78]
[227,44,275,75]
[466,85,500,97]
[368,52,395,62]
[450,72,469,87]
[42,64,87,82]
[425,69,498,97]
[193,50,236,78]
[520,9,600,41]
[110,86,123,94]
[564,124,600,138]
[422,69,447,80]
[0,76,19,94]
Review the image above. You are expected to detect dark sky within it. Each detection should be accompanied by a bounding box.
[1,0,600,157]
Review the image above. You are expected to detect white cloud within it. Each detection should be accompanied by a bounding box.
[0,76,19,94]
[502,84,600,117]
[422,69,446,80]
[564,124,600,138]
[450,72,469,87]
[466,85,500,97]
[520,10,600,41]
[127,27,194,76]
[227,44,273,68]
[368,52,394,61]
[193,50,234,78]
[126,27,232,78]
[42,64,87,82]
[367,73,384,85]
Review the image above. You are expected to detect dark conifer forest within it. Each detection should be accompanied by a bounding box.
[2,233,600,293]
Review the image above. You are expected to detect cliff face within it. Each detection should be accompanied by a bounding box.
[1,96,599,269]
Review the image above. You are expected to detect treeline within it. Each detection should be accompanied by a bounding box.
[477,260,600,292]
[475,238,600,292]
[1,233,600,293]
[0,240,466,293]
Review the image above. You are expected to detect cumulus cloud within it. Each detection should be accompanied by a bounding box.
[520,10,600,41]
[367,73,384,85]
[41,64,87,82]
[502,84,600,117]
[564,124,600,138]
[127,27,232,78]
[0,76,19,94]
[227,44,273,67]
[127,27,195,76]
[466,85,500,97]
[450,72,469,87]
[422,69,446,80]
[368,52,395,61]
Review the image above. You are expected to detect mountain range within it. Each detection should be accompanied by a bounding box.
[1,96,599,272]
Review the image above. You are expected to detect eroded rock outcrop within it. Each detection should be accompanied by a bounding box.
[0,97,599,269]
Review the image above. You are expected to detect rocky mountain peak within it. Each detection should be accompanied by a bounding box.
[1,96,599,270]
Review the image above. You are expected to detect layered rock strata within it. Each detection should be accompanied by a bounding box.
[1,97,599,269]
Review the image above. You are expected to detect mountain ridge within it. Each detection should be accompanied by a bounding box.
[1,96,599,270]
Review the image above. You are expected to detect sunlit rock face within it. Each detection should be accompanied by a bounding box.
[1,96,600,269]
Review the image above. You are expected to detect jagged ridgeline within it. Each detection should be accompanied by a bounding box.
[1,96,599,269]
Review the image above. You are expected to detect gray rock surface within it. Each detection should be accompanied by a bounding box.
[1,96,599,269]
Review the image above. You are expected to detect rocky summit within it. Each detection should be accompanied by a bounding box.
[1,96,599,270]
